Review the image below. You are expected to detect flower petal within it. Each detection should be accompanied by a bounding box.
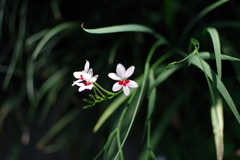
[127,80,138,88]
[82,72,91,81]
[72,79,83,86]
[84,60,89,72]
[123,86,130,96]
[88,68,93,77]
[73,71,83,79]
[116,64,126,79]
[108,73,122,81]
[112,82,122,92]
[84,84,94,90]
[90,75,99,83]
[125,66,135,79]
[78,83,94,92]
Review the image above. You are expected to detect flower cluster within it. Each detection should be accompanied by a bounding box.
[72,60,138,108]
[72,60,99,92]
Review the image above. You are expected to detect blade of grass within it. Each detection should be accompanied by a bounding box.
[114,40,164,160]
[27,67,67,125]
[116,107,128,160]
[25,29,50,47]
[146,69,156,121]
[81,23,167,41]
[93,129,117,160]
[36,107,81,150]
[93,76,142,133]
[179,0,229,46]
[190,55,240,123]
[2,0,28,90]
[139,87,191,160]
[199,52,240,61]
[8,0,19,37]
[206,27,222,80]
[42,138,66,154]
[0,0,6,42]
[211,97,224,160]
[39,80,63,127]
[51,0,61,19]
[145,120,156,160]
[93,93,129,133]
[26,21,80,100]
[149,65,180,94]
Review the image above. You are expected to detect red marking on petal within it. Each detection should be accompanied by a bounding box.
[119,79,130,86]
[118,81,123,85]
[80,75,84,80]
[83,82,91,86]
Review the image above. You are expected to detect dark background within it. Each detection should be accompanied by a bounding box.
[1,0,240,159]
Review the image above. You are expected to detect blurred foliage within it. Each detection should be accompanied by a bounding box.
[1,0,240,160]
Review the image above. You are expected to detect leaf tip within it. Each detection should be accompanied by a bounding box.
[36,143,43,151]
[81,22,84,29]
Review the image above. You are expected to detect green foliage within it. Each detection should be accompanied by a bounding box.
[1,0,240,160]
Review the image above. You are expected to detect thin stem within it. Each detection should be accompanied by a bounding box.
[94,85,105,98]
[93,87,98,97]
[114,88,138,160]
[116,107,128,160]
[94,82,115,95]
[145,120,151,159]
[114,39,161,159]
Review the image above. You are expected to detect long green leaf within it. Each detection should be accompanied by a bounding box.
[200,52,240,61]
[149,65,180,94]
[114,40,164,160]
[207,27,222,80]
[93,93,129,133]
[211,97,224,160]
[190,55,240,123]
[26,21,80,100]
[116,107,128,160]
[93,75,143,133]
[179,0,229,46]
[27,67,68,125]
[2,0,28,90]
[36,107,81,150]
[0,0,6,42]
[82,23,166,41]
[146,69,156,121]
[93,129,117,160]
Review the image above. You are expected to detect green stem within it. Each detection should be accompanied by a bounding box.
[114,88,138,160]
[116,107,128,160]
[94,82,115,95]
[94,85,105,98]
[145,120,151,159]
[114,40,162,159]
[93,87,98,97]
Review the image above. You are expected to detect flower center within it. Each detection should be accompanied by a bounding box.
[83,81,91,86]
[80,75,84,80]
[118,79,130,86]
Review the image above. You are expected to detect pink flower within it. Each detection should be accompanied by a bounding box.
[108,64,138,96]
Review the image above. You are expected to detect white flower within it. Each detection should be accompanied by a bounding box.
[72,60,90,86]
[108,63,138,96]
[72,60,98,92]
